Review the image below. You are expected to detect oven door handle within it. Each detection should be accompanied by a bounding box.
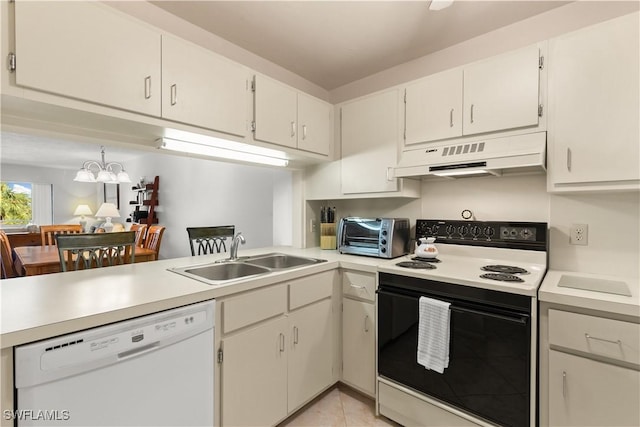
[450,306,529,325]
[378,288,529,325]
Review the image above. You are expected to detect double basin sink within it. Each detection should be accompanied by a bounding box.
[169,253,327,285]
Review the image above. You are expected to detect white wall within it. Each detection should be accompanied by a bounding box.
[125,151,293,260]
[0,163,100,225]
[549,193,640,278]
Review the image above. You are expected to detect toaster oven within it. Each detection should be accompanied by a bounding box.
[337,217,410,259]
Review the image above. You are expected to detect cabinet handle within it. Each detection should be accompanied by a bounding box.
[349,283,367,291]
[364,315,369,333]
[293,326,299,344]
[567,148,572,171]
[279,333,285,352]
[302,124,307,140]
[562,371,567,398]
[450,108,454,128]
[291,121,296,138]
[144,76,151,99]
[470,104,475,124]
[585,333,622,346]
[170,84,177,106]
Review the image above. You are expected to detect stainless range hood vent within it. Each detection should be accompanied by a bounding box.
[394,132,546,179]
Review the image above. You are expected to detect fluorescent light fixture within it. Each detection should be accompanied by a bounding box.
[157,132,289,168]
[432,168,502,177]
[429,0,454,11]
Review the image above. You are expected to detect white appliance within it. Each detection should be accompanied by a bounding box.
[393,131,546,178]
[14,300,215,426]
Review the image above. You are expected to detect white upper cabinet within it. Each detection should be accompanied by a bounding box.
[403,44,542,145]
[463,44,541,135]
[405,69,463,144]
[341,90,401,194]
[297,92,331,156]
[253,74,298,149]
[547,12,639,192]
[14,1,161,116]
[253,75,332,156]
[161,35,248,137]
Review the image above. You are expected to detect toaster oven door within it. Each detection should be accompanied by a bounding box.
[340,219,381,256]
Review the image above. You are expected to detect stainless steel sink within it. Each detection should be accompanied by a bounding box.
[172,262,270,284]
[169,253,327,286]
[243,253,327,270]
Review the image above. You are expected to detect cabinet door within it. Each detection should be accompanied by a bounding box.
[288,299,334,411]
[342,298,375,396]
[162,35,247,137]
[463,45,540,135]
[254,75,298,149]
[297,93,331,156]
[548,350,640,426]
[548,12,640,186]
[14,1,161,116]
[221,317,288,427]
[405,69,463,145]
[341,90,400,194]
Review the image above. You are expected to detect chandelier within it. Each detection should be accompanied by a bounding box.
[73,146,131,183]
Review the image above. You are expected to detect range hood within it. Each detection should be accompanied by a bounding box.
[394,132,546,178]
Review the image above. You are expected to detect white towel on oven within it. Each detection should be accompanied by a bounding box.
[417,296,451,373]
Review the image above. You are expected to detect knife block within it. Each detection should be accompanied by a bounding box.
[320,223,336,250]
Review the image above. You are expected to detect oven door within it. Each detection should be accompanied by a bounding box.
[378,284,531,427]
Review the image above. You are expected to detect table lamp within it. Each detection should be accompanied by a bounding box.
[95,203,120,232]
[73,204,93,232]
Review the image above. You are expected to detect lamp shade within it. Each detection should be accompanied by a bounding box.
[95,203,120,219]
[73,204,93,216]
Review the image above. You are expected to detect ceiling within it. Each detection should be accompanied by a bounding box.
[151,1,568,90]
[1,1,569,167]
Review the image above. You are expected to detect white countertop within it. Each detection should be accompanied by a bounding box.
[539,270,640,318]
[0,246,379,349]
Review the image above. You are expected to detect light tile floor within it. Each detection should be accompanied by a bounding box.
[279,385,399,427]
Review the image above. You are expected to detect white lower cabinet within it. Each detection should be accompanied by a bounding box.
[221,316,288,427]
[548,350,640,426]
[342,298,375,396]
[341,270,376,397]
[218,271,336,426]
[288,298,334,411]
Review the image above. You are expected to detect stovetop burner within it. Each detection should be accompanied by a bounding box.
[411,257,441,263]
[480,273,525,283]
[481,265,529,275]
[396,261,437,270]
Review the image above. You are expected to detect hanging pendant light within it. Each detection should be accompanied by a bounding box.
[73,146,132,183]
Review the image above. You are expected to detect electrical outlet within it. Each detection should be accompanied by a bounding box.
[570,223,588,246]
[310,219,317,233]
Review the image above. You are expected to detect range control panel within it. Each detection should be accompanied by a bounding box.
[416,219,548,251]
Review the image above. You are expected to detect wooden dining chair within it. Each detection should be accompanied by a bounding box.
[130,224,148,247]
[0,230,19,279]
[143,226,166,261]
[186,225,235,256]
[40,224,83,246]
[55,232,136,272]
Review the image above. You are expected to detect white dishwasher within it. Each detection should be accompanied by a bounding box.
[14,300,215,427]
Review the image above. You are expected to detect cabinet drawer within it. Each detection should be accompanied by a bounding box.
[289,271,335,311]
[222,285,286,334]
[342,270,376,302]
[549,309,640,365]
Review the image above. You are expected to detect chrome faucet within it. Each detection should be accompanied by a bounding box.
[228,232,246,261]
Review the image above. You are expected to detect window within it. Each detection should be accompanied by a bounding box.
[0,181,52,230]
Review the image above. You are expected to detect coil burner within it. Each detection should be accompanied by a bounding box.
[480,273,525,283]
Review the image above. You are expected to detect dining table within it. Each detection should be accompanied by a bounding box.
[13,245,158,277]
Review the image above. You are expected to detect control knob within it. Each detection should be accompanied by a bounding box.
[470,225,481,237]
[484,227,495,238]
[445,225,456,236]
[458,225,469,236]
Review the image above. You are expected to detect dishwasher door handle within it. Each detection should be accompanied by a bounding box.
[118,342,161,360]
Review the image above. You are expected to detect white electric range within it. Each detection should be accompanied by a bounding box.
[377,219,548,427]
